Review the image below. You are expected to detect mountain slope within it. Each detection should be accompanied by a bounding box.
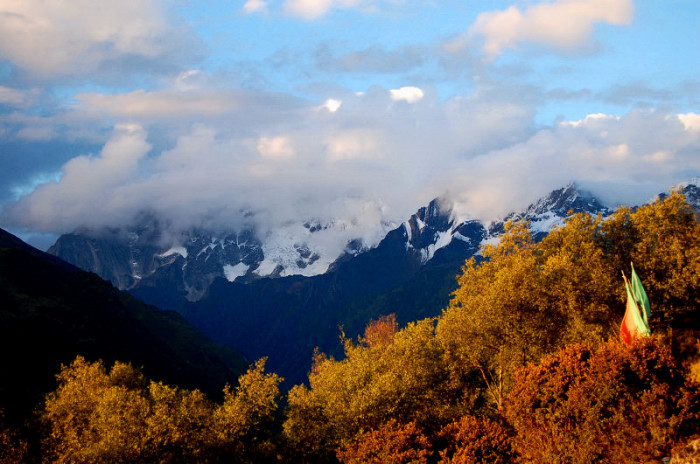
[175,187,602,385]
[0,228,248,424]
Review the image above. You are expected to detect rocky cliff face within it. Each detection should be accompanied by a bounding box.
[48,223,266,301]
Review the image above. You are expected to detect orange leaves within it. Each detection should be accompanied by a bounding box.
[437,415,515,464]
[504,337,700,463]
[337,420,431,464]
[361,314,398,348]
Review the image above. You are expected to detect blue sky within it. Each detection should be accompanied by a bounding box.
[0,0,699,249]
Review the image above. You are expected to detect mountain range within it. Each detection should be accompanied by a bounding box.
[47,182,700,385]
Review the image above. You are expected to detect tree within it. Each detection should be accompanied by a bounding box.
[436,415,515,464]
[213,358,283,463]
[437,191,700,411]
[336,420,431,464]
[536,212,618,341]
[40,356,223,463]
[624,191,700,327]
[145,382,216,463]
[504,337,700,463]
[40,356,151,463]
[284,317,469,461]
[436,220,563,410]
[0,411,27,464]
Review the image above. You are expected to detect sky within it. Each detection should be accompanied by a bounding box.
[0,0,699,250]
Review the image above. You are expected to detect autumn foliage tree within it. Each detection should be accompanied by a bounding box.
[41,357,152,463]
[213,358,283,463]
[144,381,217,463]
[336,420,431,464]
[27,190,700,463]
[40,356,282,464]
[504,336,700,463]
[437,191,700,410]
[436,414,515,464]
[0,411,28,464]
[600,191,700,327]
[283,316,471,461]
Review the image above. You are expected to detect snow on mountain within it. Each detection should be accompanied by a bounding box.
[48,209,397,298]
[160,246,188,259]
[223,263,249,282]
[48,181,696,304]
[393,184,611,266]
[487,183,612,241]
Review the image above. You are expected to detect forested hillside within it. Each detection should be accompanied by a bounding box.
[0,228,248,427]
[2,191,699,463]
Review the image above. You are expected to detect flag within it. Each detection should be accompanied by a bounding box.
[630,263,651,327]
[620,266,651,345]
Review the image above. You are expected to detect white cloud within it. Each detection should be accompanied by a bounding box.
[469,0,634,58]
[284,0,334,19]
[0,0,198,78]
[447,109,700,220]
[561,113,620,127]
[257,136,297,159]
[678,113,700,131]
[7,124,151,230]
[174,70,206,91]
[15,126,54,141]
[325,130,382,161]
[282,0,388,19]
[4,84,699,257]
[322,99,343,113]
[243,0,268,14]
[389,86,424,103]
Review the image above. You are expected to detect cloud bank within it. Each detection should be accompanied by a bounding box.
[4,78,699,249]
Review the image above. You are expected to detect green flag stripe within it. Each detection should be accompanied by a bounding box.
[625,278,650,336]
[630,263,651,325]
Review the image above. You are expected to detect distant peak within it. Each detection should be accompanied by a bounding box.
[412,197,454,231]
[494,184,611,230]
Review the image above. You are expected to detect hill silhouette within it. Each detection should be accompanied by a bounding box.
[0,228,248,424]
